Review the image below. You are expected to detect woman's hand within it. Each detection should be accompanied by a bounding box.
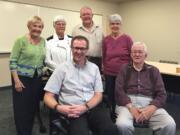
[11,71,25,92]
[14,79,25,92]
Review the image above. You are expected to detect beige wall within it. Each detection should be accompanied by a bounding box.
[3,0,180,87]
[0,0,119,87]
[7,0,120,33]
[0,54,11,87]
[118,0,180,63]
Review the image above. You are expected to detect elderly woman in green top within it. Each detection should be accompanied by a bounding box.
[9,16,45,135]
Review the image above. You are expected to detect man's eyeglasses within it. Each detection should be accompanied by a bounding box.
[131,51,145,55]
[72,47,87,51]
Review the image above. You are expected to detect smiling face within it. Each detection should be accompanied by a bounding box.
[80,7,93,26]
[54,21,66,36]
[28,21,43,39]
[72,38,88,64]
[131,43,147,65]
[110,21,121,35]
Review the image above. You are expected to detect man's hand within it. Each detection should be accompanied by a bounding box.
[129,107,141,121]
[126,103,140,120]
[136,105,157,123]
[67,105,87,117]
[56,104,87,118]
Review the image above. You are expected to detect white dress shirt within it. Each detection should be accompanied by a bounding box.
[44,61,103,105]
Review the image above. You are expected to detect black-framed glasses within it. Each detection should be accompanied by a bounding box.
[72,47,87,51]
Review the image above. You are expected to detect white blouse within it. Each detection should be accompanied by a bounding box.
[45,33,72,71]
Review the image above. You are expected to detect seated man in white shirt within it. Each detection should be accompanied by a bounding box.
[45,15,72,135]
[44,35,118,135]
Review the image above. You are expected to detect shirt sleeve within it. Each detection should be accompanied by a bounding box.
[45,42,57,70]
[94,66,103,92]
[115,65,131,106]
[9,38,22,71]
[44,66,65,95]
[149,67,167,108]
[102,37,106,70]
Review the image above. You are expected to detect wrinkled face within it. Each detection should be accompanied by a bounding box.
[28,21,43,38]
[54,21,66,35]
[131,45,147,65]
[72,39,88,63]
[80,8,93,25]
[110,21,121,34]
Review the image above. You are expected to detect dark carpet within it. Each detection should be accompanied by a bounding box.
[0,88,179,135]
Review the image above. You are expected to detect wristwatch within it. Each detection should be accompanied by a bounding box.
[85,103,90,112]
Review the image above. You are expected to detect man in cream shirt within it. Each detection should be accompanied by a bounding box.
[72,6,103,71]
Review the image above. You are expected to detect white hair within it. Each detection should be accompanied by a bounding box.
[132,41,148,54]
[109,14,122,23]
[53,15,66,26]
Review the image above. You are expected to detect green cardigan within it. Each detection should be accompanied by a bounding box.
[9,35,46,78]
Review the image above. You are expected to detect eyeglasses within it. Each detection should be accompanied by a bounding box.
[72,47,87,51]
[110,22,120,25]
[81,13,92,17]
[131,51,145,55]
[55,22,66,26]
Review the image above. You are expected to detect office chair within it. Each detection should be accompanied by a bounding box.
[133,121,155,135]
[50,111,98,135]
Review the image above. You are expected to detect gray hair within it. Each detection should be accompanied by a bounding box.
[132,42,148,54]
[80,6,92,13]
[53,15,66,26]
[109,14,122,23]
[80,6,93,16]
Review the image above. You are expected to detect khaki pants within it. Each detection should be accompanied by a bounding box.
[115,95,176,135]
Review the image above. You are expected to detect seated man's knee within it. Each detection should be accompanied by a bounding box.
[162,117,176,134]
[152,111,176,135]
[116,118,134,133]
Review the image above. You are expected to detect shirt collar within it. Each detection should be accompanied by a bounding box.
[78,23,99,33]
[129,62,150,71]
[72,58,89,68]
[53,33,69,41]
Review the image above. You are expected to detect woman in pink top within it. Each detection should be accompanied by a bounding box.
[102,14,133,121]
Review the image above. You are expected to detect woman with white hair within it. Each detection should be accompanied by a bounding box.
[45,15,72,72]
[102,14,133,121]
[45,15,72,135]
